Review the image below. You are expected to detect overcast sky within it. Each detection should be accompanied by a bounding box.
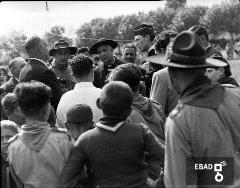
[0,0,228,37]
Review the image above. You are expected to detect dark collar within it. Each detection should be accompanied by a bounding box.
[180,76,225,109]
[102,56,122,70]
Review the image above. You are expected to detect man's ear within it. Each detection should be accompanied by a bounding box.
[96,98,102,109]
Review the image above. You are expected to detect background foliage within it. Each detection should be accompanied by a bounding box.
[0,0,239,65]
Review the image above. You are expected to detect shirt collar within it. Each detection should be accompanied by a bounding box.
[74,82,94,89]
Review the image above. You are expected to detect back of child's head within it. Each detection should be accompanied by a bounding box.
[1,93,18,113]
[66,104,93,124]
[14,81,52,117]
[98,81,133,116]
[107,63,142,92]
[66,104,93,140]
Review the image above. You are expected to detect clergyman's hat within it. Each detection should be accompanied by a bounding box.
[89,38,118,54]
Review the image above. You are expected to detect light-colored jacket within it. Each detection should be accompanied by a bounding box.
[7,122,73,188]
[164,84,240,188]
[150,67,179,117]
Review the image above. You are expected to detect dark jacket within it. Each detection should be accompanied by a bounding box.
[19,58,63,111]
[61,116,164,188]
[93,57,125,88]
[1,77,19,94]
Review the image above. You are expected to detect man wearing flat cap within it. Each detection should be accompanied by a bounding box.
[146,31,240,187]
[89,38,125,88]
[49,39,77,93]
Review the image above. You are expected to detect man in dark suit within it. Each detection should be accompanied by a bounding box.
[19,36,63,111]
[89,38,125,88]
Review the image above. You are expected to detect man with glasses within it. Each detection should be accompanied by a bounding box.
[49,39,77,93]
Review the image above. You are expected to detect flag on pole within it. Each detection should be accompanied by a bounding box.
[46,1,49,12]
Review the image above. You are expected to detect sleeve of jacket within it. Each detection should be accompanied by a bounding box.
[164,116,197,188]
[60,136,87,188]
[42,69,63,111]
[150,71,168,113]
[142,123,165,181]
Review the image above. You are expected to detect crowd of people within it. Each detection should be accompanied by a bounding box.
[1,24,240,188]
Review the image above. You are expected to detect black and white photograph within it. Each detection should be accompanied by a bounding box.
[1,0,240,187]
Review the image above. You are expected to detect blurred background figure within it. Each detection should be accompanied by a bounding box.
[189,25,222,57]
[225,41,234,60]
[1,93,26,126]
[1,120,18,188]
[205,54,239,87]
[1,120,18,159]
[1,57,26,94]
[0,66,10,87]
[122,43,137,64]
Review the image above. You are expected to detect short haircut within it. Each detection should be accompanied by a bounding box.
[154,30,178,53]
[1,120,18,134]
[14,81,52,116]
[77,47,89,54]
[100,81,133,116]
[189,25,209,41]
[69,54,94,77]
[1,93,18,113]
[134,24,155,41]
[25,36,42,54]
[9,57,26,69]
[107,63,142,92]
[122,43,137,54]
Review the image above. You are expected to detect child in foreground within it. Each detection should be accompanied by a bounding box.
[61,81,165,188]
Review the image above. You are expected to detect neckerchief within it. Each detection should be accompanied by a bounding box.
[98,114,128,127]
[19,121,52,152]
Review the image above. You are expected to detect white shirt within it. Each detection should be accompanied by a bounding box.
[56,82,102,128]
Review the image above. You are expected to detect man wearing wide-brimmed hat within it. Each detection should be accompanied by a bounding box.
[146,31,240,187]
[89,38,125,88]
[49,39,77,92]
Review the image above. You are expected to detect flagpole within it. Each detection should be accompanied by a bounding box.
[45,1,50,32]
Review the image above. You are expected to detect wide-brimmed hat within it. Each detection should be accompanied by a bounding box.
[89,38,118,54]
[49,39,77,56]
[146,31,227,68]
